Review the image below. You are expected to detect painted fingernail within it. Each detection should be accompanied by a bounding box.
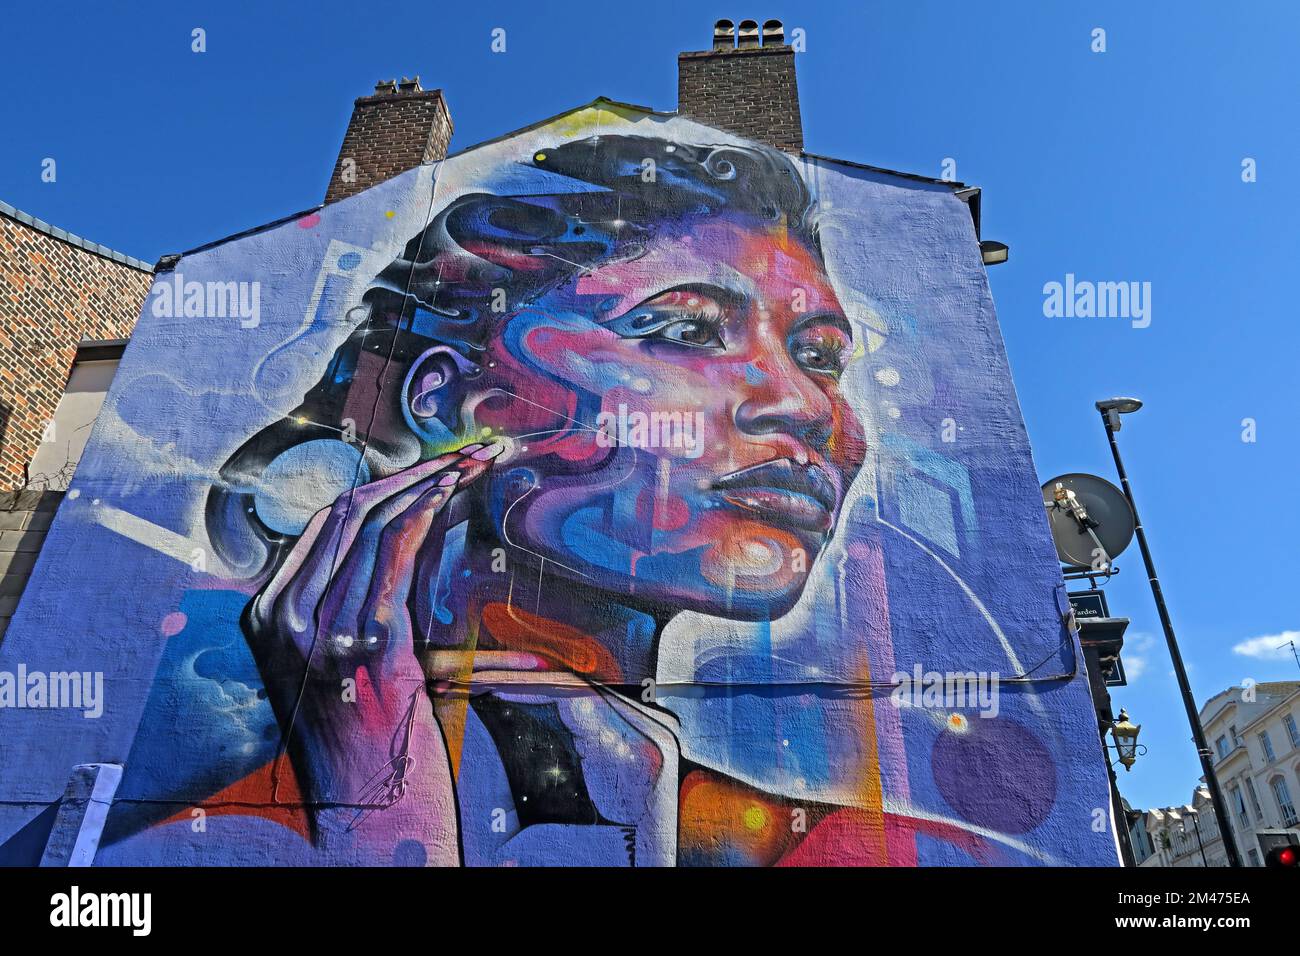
[438,472,461,486]
[459,443,486,455]
[470,441,507,461]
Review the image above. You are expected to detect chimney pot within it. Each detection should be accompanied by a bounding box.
[737,19,760,48]
[712,19,735,50]
[762,19,784,46]
[398,75,422,92]
[374,78,397,95]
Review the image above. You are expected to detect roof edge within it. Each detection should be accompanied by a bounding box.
[0,200,153,272]
[174,98,987,262]
[440,96,666,163]
[161,203,325,266]
[800,151,972,190]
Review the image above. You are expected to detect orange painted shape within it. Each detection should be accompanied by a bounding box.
[157,758,311,841]
[479,602,621,680]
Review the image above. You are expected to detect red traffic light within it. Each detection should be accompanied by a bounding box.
[1265,843,1299,868]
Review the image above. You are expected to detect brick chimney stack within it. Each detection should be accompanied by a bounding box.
[677,19,803,153]
[324,76,454,204]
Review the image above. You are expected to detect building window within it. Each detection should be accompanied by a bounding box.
[1245,776,1264,821]
[1230,723,1240,746]
[1231,787,1249,827]
[1259,731,1276,762]
[1248,849,1260,867]
[22,344,124,492]
[1285,713,1300,750]
[1271,777,1298,827]
[1216,735,1229,760]
[1200,817,1216,842]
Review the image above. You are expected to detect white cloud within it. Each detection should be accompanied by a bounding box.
[1123,632,1155,682]
[1232,630,1300,661]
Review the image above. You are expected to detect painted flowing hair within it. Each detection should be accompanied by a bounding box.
[206,134,824,578]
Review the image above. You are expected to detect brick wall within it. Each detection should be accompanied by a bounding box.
[324,81,454,204]
[678,46,803,153]
[0,211,151,489]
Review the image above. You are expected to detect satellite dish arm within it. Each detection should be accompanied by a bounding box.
[1048,483,1113,571]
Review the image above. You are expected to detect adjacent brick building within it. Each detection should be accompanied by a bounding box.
[0,202,151,636]
[0,202,151,488]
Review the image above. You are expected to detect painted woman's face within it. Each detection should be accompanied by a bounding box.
[459,214,867,618]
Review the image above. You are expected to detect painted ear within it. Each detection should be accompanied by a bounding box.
[401,346,479,444]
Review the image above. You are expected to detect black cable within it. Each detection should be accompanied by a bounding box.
[272,168,445,801]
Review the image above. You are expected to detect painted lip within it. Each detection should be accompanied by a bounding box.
[709,459,839,533]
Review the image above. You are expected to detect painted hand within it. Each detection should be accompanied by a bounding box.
[246,441,504,864]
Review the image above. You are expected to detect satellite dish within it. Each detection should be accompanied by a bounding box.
[1041,473,1136,570]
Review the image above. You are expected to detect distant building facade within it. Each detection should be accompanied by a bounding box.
[1141,786,1228,866]
[1139,681,1300,866]
[1202,681,1300,866]
[1125,799,1156,865]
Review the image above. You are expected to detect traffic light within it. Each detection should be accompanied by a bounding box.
[1258,837,1300,868]
[1264,841,1299,868]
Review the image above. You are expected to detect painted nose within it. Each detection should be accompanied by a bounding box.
[733,360,835,449]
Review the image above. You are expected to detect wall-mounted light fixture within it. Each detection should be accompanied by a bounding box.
[979,240,1009,266]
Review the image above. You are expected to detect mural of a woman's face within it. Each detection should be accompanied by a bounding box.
[430,212,867,618]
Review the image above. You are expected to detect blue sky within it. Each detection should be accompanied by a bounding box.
[3,0,1297,813]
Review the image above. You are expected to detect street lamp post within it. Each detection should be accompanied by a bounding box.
[1188,809,1210,867]
[1095,397,1244,867]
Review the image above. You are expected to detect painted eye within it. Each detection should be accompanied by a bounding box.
[792,334,849,378]
[653,319,725,349]
[606,286,733,344]
[795,344,836,370]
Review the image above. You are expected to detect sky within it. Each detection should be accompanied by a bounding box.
[2,0,1298,814]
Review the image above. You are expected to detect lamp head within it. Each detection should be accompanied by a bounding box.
[1096,397,1143,431]
[979,240,1009,266]
[1096,397,1143,414]
[1111,708,1142,771]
